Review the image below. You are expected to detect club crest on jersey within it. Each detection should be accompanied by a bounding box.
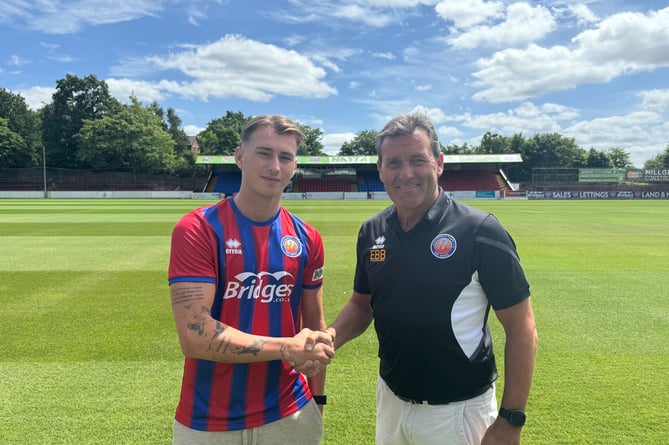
[431,233,457,259]
[281,236,302,258]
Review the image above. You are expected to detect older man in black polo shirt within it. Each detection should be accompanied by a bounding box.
[327,111,538,445]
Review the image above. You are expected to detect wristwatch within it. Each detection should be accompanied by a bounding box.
[498,407,526,427]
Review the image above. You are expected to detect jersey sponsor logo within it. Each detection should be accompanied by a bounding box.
[431,233,457,259]
[224,271,294,303]
[312,267,324,281]
[281,236,303,258]
[370,248,386,262]
[225,238,243,255]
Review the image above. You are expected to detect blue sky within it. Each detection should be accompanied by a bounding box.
[1,0,668,167]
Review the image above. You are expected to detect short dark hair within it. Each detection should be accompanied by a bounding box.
[376,111,440,161]
[241,115,305,149]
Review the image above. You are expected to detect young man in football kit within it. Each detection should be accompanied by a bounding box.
[326,111,538,445]
[168,114,333,444]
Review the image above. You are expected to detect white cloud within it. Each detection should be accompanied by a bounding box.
[272,0,400,27]
[14,0,165,34]
[563,111,667,166]
[437,125,462,137]
[372,52,396,60]
[472,7,669,102]
[321,132,356,155]
[109,35,337,102]
[13,86,55,110]
[183,124,205,136]
[435,0,505,28]
[448,3,556,49]
[8,55,30,66]
[639,89,669,111]
[106,78,171,103]
[568,4,599,26]
[449,102,571,136]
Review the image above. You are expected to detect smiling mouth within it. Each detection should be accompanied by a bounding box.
[396,184,420,191]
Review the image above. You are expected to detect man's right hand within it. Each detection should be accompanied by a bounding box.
[284,329,334,376]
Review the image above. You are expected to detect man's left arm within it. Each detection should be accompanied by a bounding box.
[483,298,538,445]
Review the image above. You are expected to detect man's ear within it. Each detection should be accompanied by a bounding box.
[234,146,243,168]
[436,152,444,176]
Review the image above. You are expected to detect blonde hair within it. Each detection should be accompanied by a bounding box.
[241,115,305,149]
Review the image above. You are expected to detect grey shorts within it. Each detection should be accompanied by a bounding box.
[173,399,323,445]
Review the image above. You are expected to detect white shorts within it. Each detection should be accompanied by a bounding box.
[376,377,497,445]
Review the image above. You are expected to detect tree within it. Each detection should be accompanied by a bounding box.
[41,74,120,168]
[0,118,31,168]
[442,142,473,154]
[586,148,612,168]
[477,132,512,154]
[339,130,378,155]
[0,88,41,167]
[198,111,249,155]
[162,106,195,175]
[607,147,633,169]
[297,123,325,155]
[644,145,669,169]
[77,97,175,174]
[523,133,586,167]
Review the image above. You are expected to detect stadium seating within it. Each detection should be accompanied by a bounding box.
[213,171,242,195]
[440,170,507,191]
[295,176,355,192]
[358,171,385,192]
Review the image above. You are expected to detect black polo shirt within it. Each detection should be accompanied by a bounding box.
[353,191,530,402]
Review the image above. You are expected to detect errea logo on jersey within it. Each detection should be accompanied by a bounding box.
[225,238,243,255]
[224,271,294,303]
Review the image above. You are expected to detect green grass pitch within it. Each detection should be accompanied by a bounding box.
[1,199,667,444]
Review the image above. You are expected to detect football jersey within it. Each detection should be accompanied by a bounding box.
[168,198,324,431]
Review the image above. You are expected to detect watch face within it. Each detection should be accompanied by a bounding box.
[510,410,526,427]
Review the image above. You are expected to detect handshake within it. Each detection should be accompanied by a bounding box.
[283,328,336,377]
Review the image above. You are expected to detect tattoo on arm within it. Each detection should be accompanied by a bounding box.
[232,339,267,356]
[171,286,206,306]
[187,322,205,336]
[211,321,226,339]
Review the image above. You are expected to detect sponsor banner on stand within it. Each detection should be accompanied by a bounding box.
[526,190,669,199]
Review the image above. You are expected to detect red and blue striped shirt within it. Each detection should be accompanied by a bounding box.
[168,198,324,431]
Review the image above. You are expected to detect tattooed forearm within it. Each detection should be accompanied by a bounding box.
[213,338,268,357]
[232,339,268,356]
[171,286,206,306]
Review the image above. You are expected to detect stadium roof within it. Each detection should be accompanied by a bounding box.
[196,153,522,165]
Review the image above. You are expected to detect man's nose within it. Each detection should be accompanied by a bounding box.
[397,161,414,179]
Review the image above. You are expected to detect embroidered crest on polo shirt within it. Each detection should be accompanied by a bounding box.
[281,236,303,258]
[431,233,457,259]
[225,238,243,255]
